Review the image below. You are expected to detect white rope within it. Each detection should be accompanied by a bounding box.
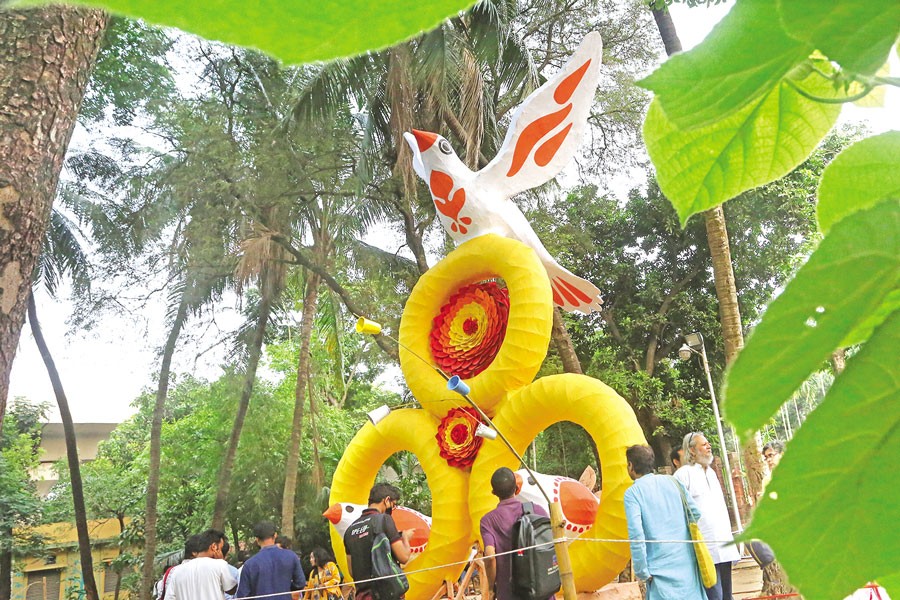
[230,535,739,600]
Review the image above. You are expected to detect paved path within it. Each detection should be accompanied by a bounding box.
[734,557,764,599]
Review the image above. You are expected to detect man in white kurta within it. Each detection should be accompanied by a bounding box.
[675,433,741,600]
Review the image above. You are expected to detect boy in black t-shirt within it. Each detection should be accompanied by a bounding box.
[343,483,415,600]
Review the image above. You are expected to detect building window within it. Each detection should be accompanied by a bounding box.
[26,570,61,600]
[103,564,120,594]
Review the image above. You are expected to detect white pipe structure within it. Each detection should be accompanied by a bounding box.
[679,333,744,533]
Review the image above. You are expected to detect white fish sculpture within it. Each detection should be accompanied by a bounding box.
[323,502,432,562]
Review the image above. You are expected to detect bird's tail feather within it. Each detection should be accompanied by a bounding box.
[545,263,603,314]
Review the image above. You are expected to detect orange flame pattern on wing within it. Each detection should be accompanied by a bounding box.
[429,170,471,234]
[506,58,592,179]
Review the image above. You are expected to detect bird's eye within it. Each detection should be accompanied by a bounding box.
[438,139,453,155]
[346,506,354,513]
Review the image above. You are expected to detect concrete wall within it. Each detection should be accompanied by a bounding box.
[12,519,132,600]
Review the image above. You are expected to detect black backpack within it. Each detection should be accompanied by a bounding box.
[369,513,410,600]
[511,503,561,600]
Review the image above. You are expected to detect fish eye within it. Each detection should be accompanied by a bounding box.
[438,139,453,155]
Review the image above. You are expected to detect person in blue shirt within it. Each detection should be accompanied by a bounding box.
[236,521,306,600]
[624,445,706,600]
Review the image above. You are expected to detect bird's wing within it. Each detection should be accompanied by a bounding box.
[477,31,603,199]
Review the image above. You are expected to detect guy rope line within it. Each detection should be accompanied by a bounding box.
[229,535,741,600]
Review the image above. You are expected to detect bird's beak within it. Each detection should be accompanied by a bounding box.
[409,129,438,152]
[402,132,418,154]
[322,503,343,524]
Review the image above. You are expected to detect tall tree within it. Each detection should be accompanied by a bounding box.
[27,203,100,600]
[0,6,106,432]
[648,0,766,493]
[211,231,287,530]
[647,4,787,593]
[26,296,100,600]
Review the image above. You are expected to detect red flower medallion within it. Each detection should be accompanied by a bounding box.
[436,407,484,468]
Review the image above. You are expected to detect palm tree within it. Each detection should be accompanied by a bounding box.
[211,221,287,530]
[27,207,100,600]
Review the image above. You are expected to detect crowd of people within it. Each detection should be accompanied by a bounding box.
[153,483,415,600]
[624,432,784,600]
[153,522,346,600]
[152,437,785,600]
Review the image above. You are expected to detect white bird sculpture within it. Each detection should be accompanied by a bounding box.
[403,32,604,313]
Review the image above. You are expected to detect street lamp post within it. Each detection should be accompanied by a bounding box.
[679,332,744,533]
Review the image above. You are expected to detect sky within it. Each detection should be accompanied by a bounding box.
[7,2,898,423]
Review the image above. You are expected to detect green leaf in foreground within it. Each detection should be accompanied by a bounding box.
[40,0,477,64]
[638,0,811,130]
[817,131,900,234]
[747,310,900,600]
[643,72,840,226]
[842,288,900,347]
[723,200,899,435]
[777,0,900,76]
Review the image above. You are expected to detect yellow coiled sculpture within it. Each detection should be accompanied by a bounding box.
[329,235,645,599]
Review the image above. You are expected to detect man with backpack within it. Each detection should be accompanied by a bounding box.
[343,483,415,600]
[480,467,559,600]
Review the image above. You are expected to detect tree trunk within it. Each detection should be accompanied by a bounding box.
[831,348,846,373]
[704,207,744,364]
[140,293,190,600]
[211,289,273,529]
[0,6,107,434]
[703,207,767,496]
[0,530,11,600]
[281,273,320,538]
[114,515,125,600]
[650,4,683,55]
[551,309,582,374]
[27,295,99,600]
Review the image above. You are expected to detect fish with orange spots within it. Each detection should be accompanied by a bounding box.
[515,469,600,537]
[323,502,432,563]
[403,32,604,313]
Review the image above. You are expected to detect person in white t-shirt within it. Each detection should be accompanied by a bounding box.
[675,432,741,600]
[155,534,202,600]
[164,529,238,600]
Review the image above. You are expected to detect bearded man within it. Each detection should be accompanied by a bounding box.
[674,433,741,600]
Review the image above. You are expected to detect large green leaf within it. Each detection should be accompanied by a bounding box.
[643,71,840,226]
[723,200,899,435]
[638,0,811,129]
[747,310,900,600]
[817,131,900,234]
[777,0,900,76]
[38,0,477,64]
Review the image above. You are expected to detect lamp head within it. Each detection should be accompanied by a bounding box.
[684,332,703,349]
[678,344,694,361]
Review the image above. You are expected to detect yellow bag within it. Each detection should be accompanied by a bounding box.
[670,477,718,589]
[688,521,718,589]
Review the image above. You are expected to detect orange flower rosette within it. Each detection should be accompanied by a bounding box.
[430,282,509,379]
